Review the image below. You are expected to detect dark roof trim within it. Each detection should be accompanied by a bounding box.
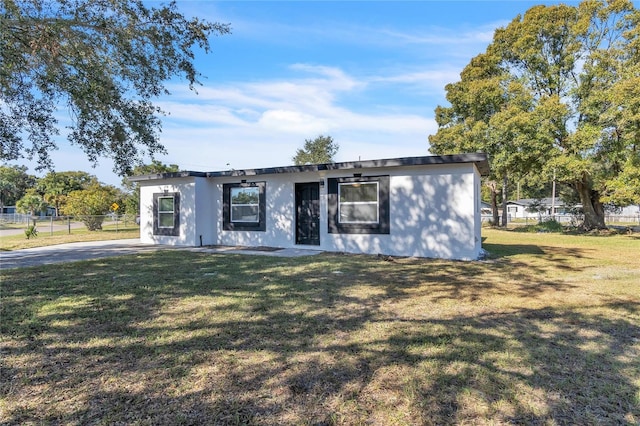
[128,170,207,182]
[128,153,490,182]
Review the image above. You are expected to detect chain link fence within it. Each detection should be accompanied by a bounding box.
[482,213,640,227]
[0,214,139,235]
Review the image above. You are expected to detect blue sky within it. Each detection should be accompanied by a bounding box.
[13,0,590,187]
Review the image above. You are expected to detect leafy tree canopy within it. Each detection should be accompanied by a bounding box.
[429,0,640,229]
[61,183,119,230]
[0,0,230,176]
[0,164,36,208]
[122,160,180,192]
[16,188,46,216]
[292,135,339,165]
[36,170,97,215]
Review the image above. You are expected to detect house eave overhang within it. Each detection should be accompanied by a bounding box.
[127,170,207,182]
[128,153,490,182]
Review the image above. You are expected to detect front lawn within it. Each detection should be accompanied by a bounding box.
[1,229,638,424]
[0,226,140,251]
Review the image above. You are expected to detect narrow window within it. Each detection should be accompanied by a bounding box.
[153,192,180,236]
[158,196,175,228]
[339,182,379,223]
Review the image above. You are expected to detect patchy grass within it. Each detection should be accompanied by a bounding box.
[1,229,639,425]
[0,226,139,251]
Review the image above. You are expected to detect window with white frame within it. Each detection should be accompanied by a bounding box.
[158,196,176,228]
[230,187,260,222]
[328,176,389,234]
[338,182,379,224]
[153,192,180,236]
[223,182,266,231]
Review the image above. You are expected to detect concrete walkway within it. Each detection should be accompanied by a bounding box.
[0,239,324,270]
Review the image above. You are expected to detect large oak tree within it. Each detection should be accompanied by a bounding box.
[429,0,640,229]
[1,0,230,175]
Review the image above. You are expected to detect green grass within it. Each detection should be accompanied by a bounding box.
[0,225,139,251]
[1,229,639,425]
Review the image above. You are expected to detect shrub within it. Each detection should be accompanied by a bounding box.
[24,225,38,239]
[62,184,118,231]
[514,219,564,233]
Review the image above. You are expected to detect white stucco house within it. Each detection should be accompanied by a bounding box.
[130,153,490,260]
[505,198,575,220]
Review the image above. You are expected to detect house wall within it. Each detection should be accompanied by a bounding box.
[313,165,475,259]
[139,177,198,246]
[194,178,217,246]
[474,166,483,256]
[138,162,483,260]
[214,173,297,248]
[214,162,480,259]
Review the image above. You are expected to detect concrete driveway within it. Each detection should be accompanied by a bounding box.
[0,239,323,269]
[0,239,157,269]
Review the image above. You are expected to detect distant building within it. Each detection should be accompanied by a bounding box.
[505,198,577,220]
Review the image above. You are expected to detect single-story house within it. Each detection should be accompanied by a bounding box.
[130,153,490,260]
[505,198,576,219]
[0,206,16,214]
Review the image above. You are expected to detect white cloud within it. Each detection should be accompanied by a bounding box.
[151,63,438,175]
[379,25,498,47]
[258,109,330,134]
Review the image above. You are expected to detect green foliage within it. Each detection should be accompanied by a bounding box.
[61,183,119,230]
[15,188,46,216]
[429,0,640,230]
[231,188,259,204]
[0,165,36,209]
[36,171,98,215]
[24,225,37,239]
[0,0,230,175]
[292,135,339,165]
[513,219,565,234]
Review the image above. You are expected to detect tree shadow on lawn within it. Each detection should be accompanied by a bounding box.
[1,251,638,425]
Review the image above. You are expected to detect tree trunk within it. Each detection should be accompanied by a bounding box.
[575,177,606,230]
[486,180,500,225]
[491,191,499,225]
[501,174,509,227]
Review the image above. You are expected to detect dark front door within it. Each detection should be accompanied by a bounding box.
[295,182,320,245]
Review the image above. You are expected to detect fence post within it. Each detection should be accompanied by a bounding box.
[68,216,71,234]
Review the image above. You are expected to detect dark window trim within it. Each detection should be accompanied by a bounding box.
[328,175,390,234]
[223,182,266,231]
[153,192,180,236]
[338,181,380,224]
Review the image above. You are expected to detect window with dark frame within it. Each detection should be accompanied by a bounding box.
[153,192,180,236]
[338,181,379,224]
[230,187,260,223]
[157,196,176,228]
[223,182,266,231]
[328,176,390,234]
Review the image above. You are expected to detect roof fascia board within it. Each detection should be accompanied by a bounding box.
[129,153,490,182]
[128,171,206,182]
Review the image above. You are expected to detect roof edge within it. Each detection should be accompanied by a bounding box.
[127,170,206,182]
[128,153,490,182]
